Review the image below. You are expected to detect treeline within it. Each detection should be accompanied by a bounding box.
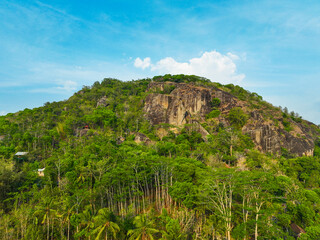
[1,76,320,239]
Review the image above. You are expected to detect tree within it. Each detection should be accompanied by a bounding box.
[204,173,234,240]
[77,205,96,240]
[161,218,186,240]
[228,107,248,128]
[92,208,120,240]
[127,214,159,240]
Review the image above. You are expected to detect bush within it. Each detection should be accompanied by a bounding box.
[210,98,221,108]
[282,119,293,132]
[228,107,248,128]
[206,109,220,119]
[160,85,176,94]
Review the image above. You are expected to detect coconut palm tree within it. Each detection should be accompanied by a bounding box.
[161,219,186,240]
[92,208,120,240]
[77,205,96,240]
[127,214,159,240]
[33,197,56,240]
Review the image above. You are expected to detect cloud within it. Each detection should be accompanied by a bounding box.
[134,51,245,84]
[26,62,105,94]
[0,111,7,116]
[24,60,146,95]
[56,80,77,91]
[134,57,151,69]
[31,80,78,94]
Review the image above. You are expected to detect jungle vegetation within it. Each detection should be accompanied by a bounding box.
[1,75,320,239]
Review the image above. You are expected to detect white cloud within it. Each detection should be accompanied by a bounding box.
[134,51,245,84]
[0,111,7,116]
[25,60,146,95]
[227,52,240,60]
[30,80,77,94]
[134,57,151,69]
[56,80,78,92]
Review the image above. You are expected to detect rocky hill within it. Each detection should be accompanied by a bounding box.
[1,74,320,240]
[143,78,318,157]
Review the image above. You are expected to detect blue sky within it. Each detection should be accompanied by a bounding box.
[1,0,320,124]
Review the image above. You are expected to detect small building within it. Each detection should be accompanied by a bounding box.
[290,223,306,237]
[38,168,45,177]
[15,152,28,156]
[83,125,90,130]
[14,152,28,162]
[0,135,5,141]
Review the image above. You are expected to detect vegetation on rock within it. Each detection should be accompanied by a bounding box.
[0,75,320,239]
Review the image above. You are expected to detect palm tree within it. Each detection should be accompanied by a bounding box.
[33,197,56,240]
[77,205,96,240]
[127,214,159,240]
[92,208,120,240]
[64,203,76,240]
[161,219,186,240]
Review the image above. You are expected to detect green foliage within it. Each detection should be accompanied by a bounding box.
[206,109,220,119]
[280,156,320,187]
[314,138,320,157]
[300,225,320,240]
[282,118,293,132]
[228,107,248,128]
[160,85,176,94]
[85,108,117,129]
[161,219,186,240]
[153,74,210,85]
[224,84,251,101]
[0,75,320,240]
[127,214,159,240]
[210,98,221,108]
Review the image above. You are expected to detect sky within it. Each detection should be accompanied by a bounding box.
[1,0,320,124]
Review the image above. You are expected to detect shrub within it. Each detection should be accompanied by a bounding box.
[210,98,221,108]
[282,119,293,132]
[228,107,248,128]
[206,109,221,119]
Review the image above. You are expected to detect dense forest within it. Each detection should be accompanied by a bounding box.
[1,74,320,239]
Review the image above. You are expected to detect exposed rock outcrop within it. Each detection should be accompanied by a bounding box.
[97,96,110,107]
[243,121,314,156]
[144,82,212,126]
[134,132,151,145]
[144,81,318,156]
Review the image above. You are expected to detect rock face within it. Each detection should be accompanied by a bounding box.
[97,96,110,107]
[134,132,151,145]
[145,82,212,126]
[243,111,314,156]
[144,81,317,156]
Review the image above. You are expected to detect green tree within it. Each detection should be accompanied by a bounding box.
[161,218,186,240]
[228,107,248,128]
[127,214,159,240]
[92,208,120,240]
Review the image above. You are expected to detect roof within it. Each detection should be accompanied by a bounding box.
[15,152,28,156]
[38,168,45,172]
[290,223,306,235]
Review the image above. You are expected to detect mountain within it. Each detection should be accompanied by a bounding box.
[1,74,320,239]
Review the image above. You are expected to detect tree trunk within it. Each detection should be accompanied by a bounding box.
[47,216,50,240]
[68,220,70,240]
[60,218,63,240]
[255,213,259,240]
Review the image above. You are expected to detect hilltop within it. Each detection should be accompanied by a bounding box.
[1,74,320,239]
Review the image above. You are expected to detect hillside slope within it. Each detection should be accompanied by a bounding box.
[144,79,318,156]
[1,74,320,240]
